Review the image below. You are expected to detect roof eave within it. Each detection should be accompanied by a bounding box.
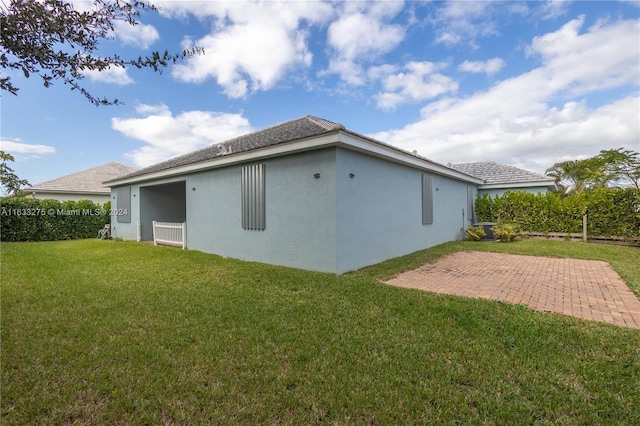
[478,181,557,190]
[26,188,110,195]
[106,131,484,187]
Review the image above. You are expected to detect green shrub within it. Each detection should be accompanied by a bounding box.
[466,225,486,241]
[492,223,520,242]
[475,188,639,237]
[0,197,110,242]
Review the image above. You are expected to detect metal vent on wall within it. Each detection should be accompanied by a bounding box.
[422,174,433,225]
[241,164,266,230]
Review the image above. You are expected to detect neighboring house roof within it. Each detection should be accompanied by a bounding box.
[106,115,483,186]
[26,162,137,195]
[450,161,556,190]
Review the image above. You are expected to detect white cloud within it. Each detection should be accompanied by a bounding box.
[324,1,406,85]
[68,1,160,48]
[367,64,398,81]
[111,104,253,167]
[431,1,499,48]
[375,61,458,110]
[370,18,640,174]
[457,58,505,75]
[540,0,572,20]
[83,65,134,86]
[66,0,94,13]
[430,1,533,48]
[527,16,639,95]
[134,103,170,116]
[0,139,56,159]
[167,1,333,98]
[113,21,160,49]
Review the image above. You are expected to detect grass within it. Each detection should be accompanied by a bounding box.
[1,239,639,424]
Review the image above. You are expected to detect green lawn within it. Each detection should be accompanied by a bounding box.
[2,239,639,424]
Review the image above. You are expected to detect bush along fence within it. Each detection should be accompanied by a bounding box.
[0,197,111,242]
[474,188,640,243]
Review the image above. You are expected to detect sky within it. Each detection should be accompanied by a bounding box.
[1,0,639,188]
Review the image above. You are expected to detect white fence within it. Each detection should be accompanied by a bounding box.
[152,221,186,249]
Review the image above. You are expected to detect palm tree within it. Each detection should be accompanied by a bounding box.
[598,148,640,189]
[545,160,591,195]
[546,148,640,194]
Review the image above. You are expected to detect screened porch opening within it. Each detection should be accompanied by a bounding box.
[139,181,186,244]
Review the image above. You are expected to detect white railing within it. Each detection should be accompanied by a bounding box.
[152,221,186,249]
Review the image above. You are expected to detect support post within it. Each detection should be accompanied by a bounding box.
[181,222,186,250]
[136,220,141,242]
[152,220,157,246]
[583,214,587,242]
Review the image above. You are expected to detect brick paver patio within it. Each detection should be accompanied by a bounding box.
[384,251,640,329]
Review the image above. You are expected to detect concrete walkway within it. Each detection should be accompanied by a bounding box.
[384,251,640,329]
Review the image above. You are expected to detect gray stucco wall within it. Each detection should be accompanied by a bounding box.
[186,148,338,272]
[110,185,138,240]
[110,147,476,274]
[335,149,472,273]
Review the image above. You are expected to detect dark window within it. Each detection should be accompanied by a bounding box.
[115,186,131,223]
[422,174,433,225]
[241,164,265,230]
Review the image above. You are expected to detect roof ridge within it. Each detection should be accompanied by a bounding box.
[494,162,548,178]
[106,161,133,167]
[129,115,327,167]
[305,115,344,131]
[207,115,336,149]
[451,161,483,166]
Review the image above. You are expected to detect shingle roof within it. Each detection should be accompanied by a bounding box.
[450,161,554,185]
[106,115,482,186]
[112,115,346,182]
[26,162,137,194]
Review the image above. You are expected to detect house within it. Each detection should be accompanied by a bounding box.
[25,162,136,204]
[450,161,556,197]
[105,115,483,274]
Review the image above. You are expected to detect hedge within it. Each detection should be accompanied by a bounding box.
[0,197,110,242]
[475,188,640,238]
